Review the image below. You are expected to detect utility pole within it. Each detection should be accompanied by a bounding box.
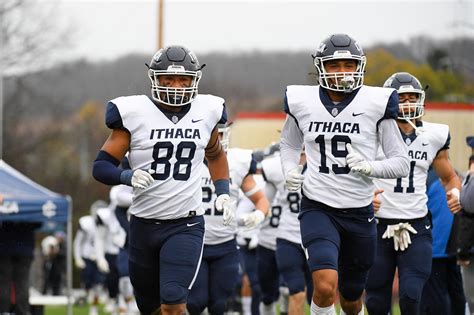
[158,0,164,50]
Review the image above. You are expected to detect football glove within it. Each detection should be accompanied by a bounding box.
[240,210,265,229]
[215,194,235,226]
[131,169,154,189]
[248,233,259,250]
[75,256,86,269]
[285,165,305,191]
[382,222,417,251]
[346,143,372,176]
[97,257,110,274]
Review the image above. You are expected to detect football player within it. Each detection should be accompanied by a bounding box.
[280,33,410,315]
[74,201,107,315]
[365,72,461,314]
[187,123,269,315]
[269,151,313,315]
[92,45,232,315]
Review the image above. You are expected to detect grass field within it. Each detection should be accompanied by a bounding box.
[45,303,402,315]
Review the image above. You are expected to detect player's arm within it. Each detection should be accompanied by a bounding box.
[432,149,462,213]
[205,127,230,189]
[280,115,304,176]
[94,215,110,273]
[73,228,86,269]
[370,119,410,178]
[241,175,269,217]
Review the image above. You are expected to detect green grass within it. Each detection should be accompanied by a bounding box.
[46,302,401,315]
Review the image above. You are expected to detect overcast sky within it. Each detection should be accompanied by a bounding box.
[34,0,474,64]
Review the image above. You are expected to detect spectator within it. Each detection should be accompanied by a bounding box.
[420,168,466,315]
[457,136,474,311]
[0,216,41,315]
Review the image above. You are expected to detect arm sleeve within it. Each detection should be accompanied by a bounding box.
[369,119,410,178]
[280,115,304,176]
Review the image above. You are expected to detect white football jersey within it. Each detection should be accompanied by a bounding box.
[259,154,303,249]
[374,121,450,219]
[107,94,225,220]
[77,215,96,260]
[202,148,255,245]
[96,207,124,254]
[285,85,396,208]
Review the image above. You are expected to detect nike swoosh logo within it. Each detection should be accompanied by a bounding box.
[368,217,375,223]
[422,143,429,146]
[352,112,365,117]
[425,225,431,229]
[192,119,203,123]
[187,222,200,227]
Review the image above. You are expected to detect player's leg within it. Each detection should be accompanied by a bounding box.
[208,240,240,315]
[240,243,262,315]
[419,258,450,315]
[300,208,340,315]
[128,216,161,315]
[104,253,119,313]
[397,221,432,315]
[187,255,209,315]
[159,217,205,315]
[337,211,377,315]
[275,238,308,315]
[0,256,13,312]
[365,223,397,315]
[257,246,280,315]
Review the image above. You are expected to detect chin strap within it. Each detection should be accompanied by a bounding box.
[405,118,424,136]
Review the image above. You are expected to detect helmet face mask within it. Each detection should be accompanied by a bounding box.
[313,34,366,93]
[383,72,425,120]
[148,46,202,106]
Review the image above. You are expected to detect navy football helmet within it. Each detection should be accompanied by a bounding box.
[148,45,202,106]
[383,72,425,120]
[313,34,366,93]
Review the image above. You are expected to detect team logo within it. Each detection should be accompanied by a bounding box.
[331,108,338,117]
[172,115,179,124]
[405,138,412,145]
[354,41,362,53]
[188,50,198,64]
[152,49,164,62]
[0,201,19,214]
[317,43,327,54]
[42,200,57,218]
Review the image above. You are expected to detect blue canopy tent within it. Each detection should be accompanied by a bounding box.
[0,160,73,315]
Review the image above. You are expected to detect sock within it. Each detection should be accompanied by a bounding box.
[261,302,276,315]
[311,300,336,315]
[242,296,252,315]
[340,304,365,315]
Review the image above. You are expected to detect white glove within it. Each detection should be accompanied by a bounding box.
[382,222,417,251]
[397,223,417,251]
[215,194,235,226]
[75,257,86,269]
[240,210,265,229]
[249,234,259,250]
[285,165,304,191]
[346,144,372,176]
[131,169,154,189]
[97,258,110,274]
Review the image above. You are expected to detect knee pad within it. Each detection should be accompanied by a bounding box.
[161,282,188,305]
[339,281,365,302]
[208,300,226,315]
[187,299,205,315]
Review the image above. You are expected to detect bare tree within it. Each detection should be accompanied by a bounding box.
[0,0,72,72]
